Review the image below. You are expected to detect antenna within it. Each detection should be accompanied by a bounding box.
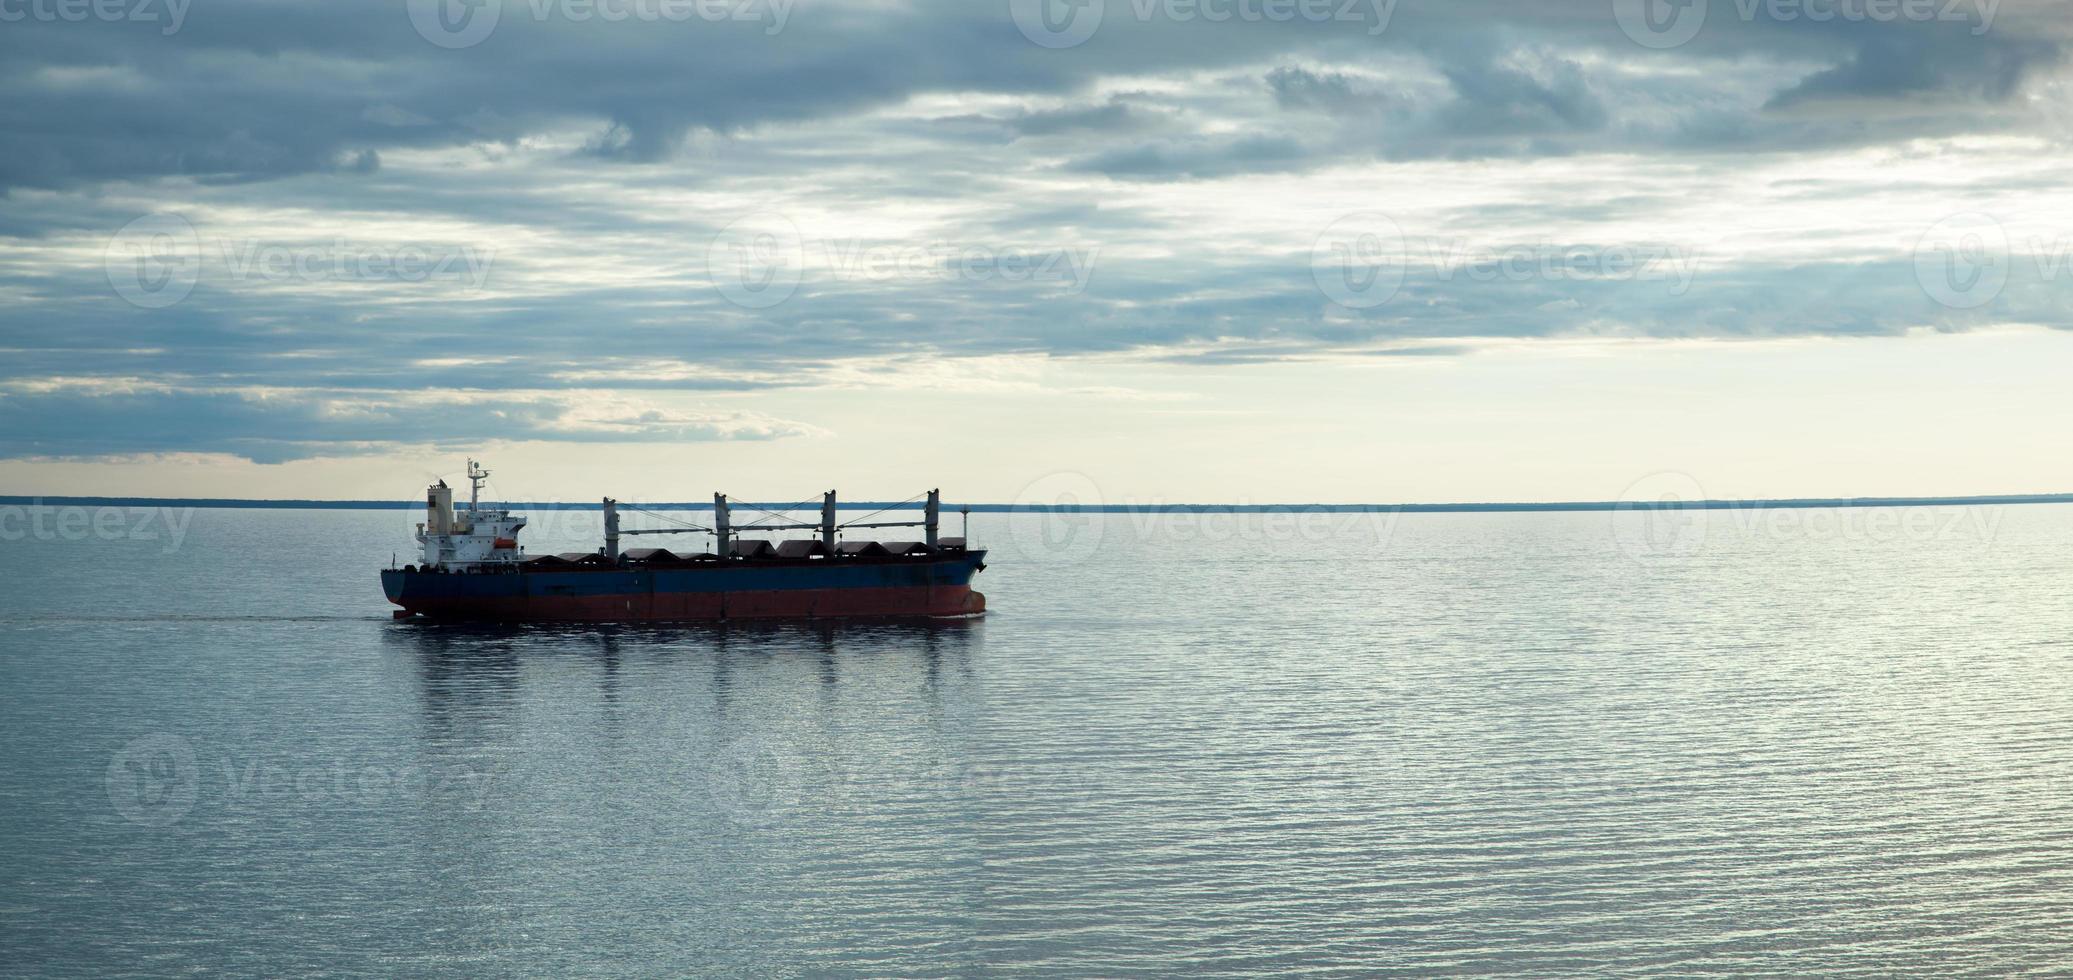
[466,459,490,511]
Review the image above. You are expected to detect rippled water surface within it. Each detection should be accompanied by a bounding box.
[4,504,2073,976]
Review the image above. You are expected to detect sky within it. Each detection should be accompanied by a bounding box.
[1,0,2069,505]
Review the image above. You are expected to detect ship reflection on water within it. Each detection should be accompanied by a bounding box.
[358,617,993,966]
[393,618,980,683]
[387,618,984,748]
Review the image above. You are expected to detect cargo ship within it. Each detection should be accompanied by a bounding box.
[382,462,986,622]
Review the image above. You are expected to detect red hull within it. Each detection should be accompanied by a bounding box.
[397,584,985,622]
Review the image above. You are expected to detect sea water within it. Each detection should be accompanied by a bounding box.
[3,504,2070,975]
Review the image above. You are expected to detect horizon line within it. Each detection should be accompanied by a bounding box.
[4,492,2072,514]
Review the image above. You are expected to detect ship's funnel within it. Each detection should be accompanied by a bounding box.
[427,481,455,535]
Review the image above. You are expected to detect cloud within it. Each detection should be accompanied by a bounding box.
[1766,30,2060,109]
[1,1,2063,191]
[1,0,2070,461]
[0,384,816,463]
[1005,99,1146,136]
[1070,134,1310,179]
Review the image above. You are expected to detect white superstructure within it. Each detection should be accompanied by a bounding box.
[417,459,526,569]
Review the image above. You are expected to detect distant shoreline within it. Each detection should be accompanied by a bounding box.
[4,494,2071,513]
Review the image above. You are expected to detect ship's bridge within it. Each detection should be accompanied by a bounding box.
[416,460,526,569]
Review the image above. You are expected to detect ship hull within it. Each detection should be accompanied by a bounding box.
[381,551,986,623]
